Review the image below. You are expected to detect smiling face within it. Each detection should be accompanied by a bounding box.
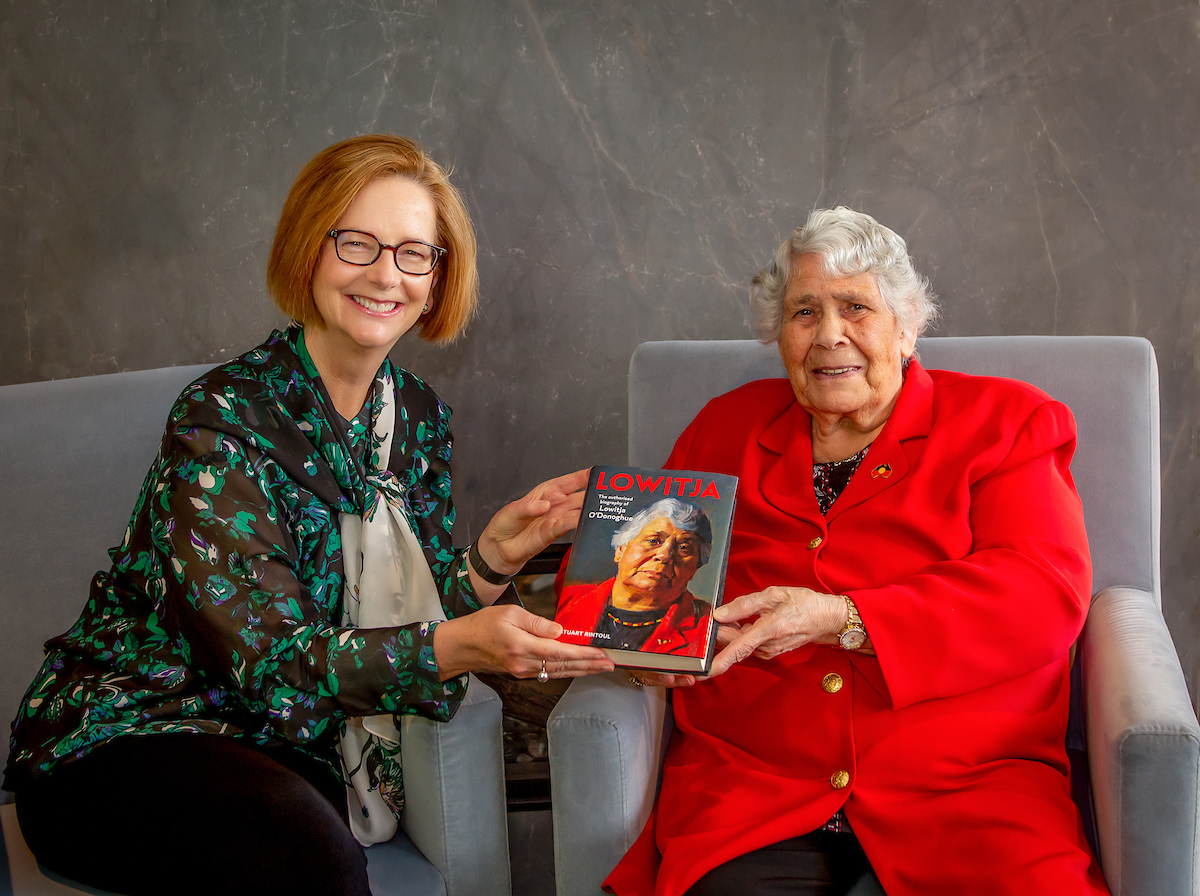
[778,253,917,431]
[306,175,439,374]
[610,518,703,612]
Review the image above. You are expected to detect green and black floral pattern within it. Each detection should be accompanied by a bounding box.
[4,326,481,792]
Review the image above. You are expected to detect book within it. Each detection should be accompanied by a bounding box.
[554,465,738,674]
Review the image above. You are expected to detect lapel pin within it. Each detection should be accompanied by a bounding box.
[870,463,892,479]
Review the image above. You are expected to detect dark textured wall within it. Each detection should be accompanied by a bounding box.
[3,1,1198,704]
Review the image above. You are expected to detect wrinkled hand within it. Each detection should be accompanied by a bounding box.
[476,468,590,576]
[433,603,614,681]
[626,670,697,688]
[707,586,846,677]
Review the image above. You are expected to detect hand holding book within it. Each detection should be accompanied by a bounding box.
[435,467,616,682]
[626,670,697,688]
[469,467,590,601]
[708,586,875,677]
[432,603,614,681]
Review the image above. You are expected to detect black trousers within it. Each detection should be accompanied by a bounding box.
[13,733,370,896]
[685,830,880,896]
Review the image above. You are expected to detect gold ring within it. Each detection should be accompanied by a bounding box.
[628,675,643,687]
[537,661,550,683]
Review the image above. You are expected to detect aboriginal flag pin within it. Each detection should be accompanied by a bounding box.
[870,462,893,479]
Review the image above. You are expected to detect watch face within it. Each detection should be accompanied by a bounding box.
[840,628,867,650]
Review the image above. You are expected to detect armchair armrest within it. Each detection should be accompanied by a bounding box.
[1082,586,1200,896]
[399,674,511,896]
[547,672,672,896]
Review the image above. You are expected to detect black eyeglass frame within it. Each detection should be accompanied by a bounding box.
[327,229,446,276]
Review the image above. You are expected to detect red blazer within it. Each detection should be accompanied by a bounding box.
[555,578,713,657]
[605,361,1109,896]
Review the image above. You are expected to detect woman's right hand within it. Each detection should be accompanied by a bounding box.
[432,604,615,681]
[626,671,697,688]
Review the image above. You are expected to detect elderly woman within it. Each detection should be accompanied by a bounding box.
[3,134,613,895]
[556,498,714,655]
[607,208,1109,896]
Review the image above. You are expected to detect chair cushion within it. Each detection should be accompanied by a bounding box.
[366,834,447,896]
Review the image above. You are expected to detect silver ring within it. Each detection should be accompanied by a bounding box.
[537,660,549,683]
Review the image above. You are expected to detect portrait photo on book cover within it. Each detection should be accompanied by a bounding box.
[556,493,720,658]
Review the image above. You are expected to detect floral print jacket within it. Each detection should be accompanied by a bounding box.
[3,326,480,788]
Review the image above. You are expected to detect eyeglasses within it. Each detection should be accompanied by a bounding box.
[327,230,445,276]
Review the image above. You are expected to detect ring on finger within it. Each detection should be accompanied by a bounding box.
[628,674,643,687]
[538,660,550,683]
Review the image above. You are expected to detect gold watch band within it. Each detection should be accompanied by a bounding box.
[844,596,862,627]
[838,595,866,650]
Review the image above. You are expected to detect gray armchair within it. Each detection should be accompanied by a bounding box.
[0,364,511,896]
[548,336,1200,896]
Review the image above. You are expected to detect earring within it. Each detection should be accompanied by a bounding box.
[422,303,430,314]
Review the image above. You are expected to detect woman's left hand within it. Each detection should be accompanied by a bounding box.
[707,586,849,677]
[473,468,589,586]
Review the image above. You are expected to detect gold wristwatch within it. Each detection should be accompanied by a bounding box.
[838,596,866,650]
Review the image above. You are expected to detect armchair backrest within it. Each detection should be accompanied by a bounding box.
[628,336,1161,601]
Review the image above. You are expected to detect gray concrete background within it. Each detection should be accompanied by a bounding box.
[2,1,1198,705]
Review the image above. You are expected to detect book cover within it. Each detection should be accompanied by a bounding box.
[555,465,738,674]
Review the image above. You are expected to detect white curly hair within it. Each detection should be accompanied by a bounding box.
[749,207,938,345]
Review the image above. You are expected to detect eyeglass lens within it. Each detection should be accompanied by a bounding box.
[333,231,440,274]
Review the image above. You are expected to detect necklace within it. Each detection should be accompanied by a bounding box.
[817,449,868,468]
[605,607,666,627]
